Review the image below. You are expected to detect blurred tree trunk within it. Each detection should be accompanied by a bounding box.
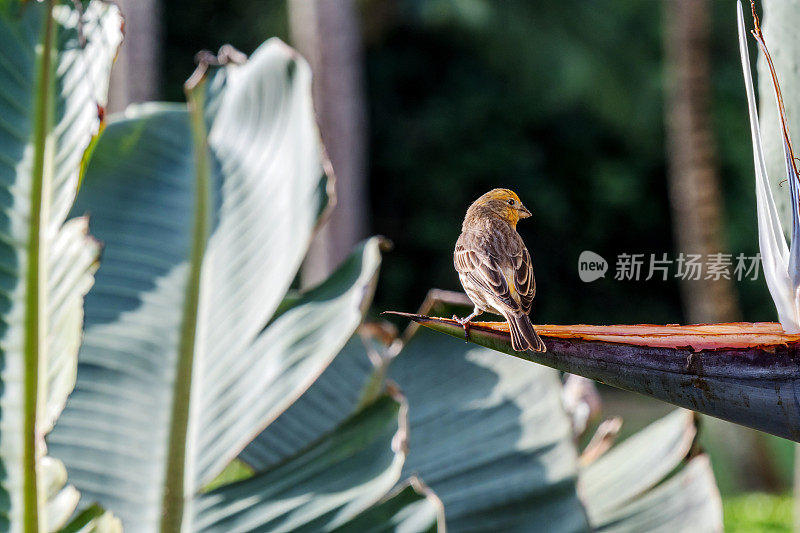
[663,0,740,323]
[107,0,162,113]
[664,0,788,507]
[289,0,369,288]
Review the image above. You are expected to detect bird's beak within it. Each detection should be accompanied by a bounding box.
[518,205,532,218]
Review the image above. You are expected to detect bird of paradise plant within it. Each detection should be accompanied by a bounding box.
[737,0,800,334]
[387,0,800,444]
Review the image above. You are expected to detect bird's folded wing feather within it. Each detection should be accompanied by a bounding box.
[455,242,521,312]
[515,247,535,314]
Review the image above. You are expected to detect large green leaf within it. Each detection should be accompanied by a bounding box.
[48,40,386,531]
[592,455,720,533]
[197,237,382,482]
[580,410,696,518]
[387,315,723,532]
[235,321,441,532]
[331,479,444,533]
[47,104,196,530]
[581,411,722,531]
[0,1,120,529]
[235,324,443,532]
[239,332,383,470]
[388,327,590,532]
[194,394,407,532]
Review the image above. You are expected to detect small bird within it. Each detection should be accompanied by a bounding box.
[453,188,546,352]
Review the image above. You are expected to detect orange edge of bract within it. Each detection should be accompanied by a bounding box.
[392,312,800,351]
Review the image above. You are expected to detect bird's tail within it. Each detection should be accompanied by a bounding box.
[507,313,547,352]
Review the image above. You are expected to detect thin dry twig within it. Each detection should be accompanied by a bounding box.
[184,44,248,92]
[579,416,623,467]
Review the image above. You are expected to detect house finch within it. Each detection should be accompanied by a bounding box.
[453,188,546,352]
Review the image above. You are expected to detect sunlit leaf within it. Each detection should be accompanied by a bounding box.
[49,40,386,531]
[0,1,120,528]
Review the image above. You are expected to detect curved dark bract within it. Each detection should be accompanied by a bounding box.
[384,312,800,442]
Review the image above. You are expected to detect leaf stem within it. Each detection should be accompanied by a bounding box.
[25,2,55,531]
[160,78,212,531]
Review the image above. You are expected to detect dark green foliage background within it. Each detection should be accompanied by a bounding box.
[159,0,794,508]
[162,0,770,326]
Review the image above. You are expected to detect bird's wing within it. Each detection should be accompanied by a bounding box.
[513,246,535,315]
[455,241,521,312]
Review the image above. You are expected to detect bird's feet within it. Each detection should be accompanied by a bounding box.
[452,314,472,342]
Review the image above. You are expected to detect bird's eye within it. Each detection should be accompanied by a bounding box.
[507,198,515,206]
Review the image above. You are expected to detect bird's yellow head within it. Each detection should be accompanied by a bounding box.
[468,188,531,228]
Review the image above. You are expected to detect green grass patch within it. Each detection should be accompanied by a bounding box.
[724,492,792,532]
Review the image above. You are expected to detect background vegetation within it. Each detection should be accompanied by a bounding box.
[161,0,769,325]
[153,0,792,528]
